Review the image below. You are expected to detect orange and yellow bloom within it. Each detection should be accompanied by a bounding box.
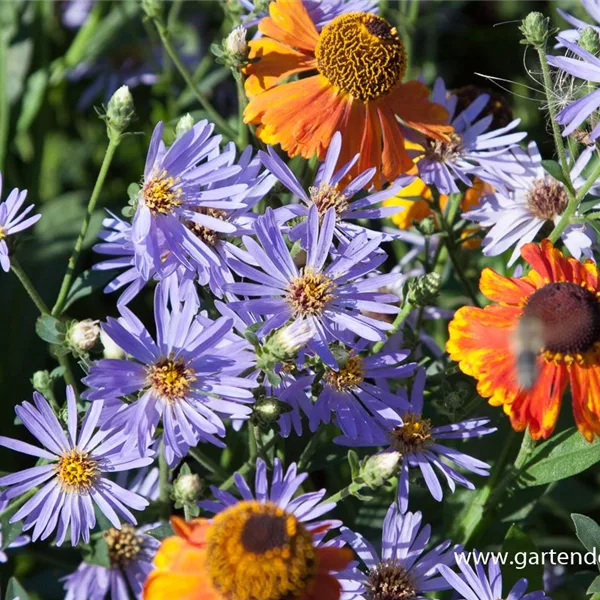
[243,0,452,187]
[447,240,600,441]
[144,501,352,600]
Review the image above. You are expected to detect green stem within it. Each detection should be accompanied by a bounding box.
[326,480,368,504]
[298,427,323,470]
[248,423,258,460]
[371,300,415,355]
[159,442,170,516]
[11,259,50,314]
[219,436,278,491]
[189,447,229,480]
[151,18,237,141]
[0,34,9,172]
[234,71,249,148]
[52,135,120,316]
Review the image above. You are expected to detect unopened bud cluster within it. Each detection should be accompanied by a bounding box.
[68,319,101,354]
[105,86,135,137]
[213,25,249,70]
[407,272,441,307]
[520,12,552,47]
[580,27,600,56]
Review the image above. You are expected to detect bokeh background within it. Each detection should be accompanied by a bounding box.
[0,1,595,597]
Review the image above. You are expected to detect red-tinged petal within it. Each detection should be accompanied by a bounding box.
[479,268,537,306]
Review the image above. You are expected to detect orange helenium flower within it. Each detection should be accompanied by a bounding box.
[447,240,600,441]
[144,501,352,600]
[243,0,452,187]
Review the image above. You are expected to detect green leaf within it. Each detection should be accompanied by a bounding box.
[16,68,48,133]
[148,523,175,541]
[518,427,600,487]
[541,159,568,186]
[500,525,544,592]
[5,577,29,600]
[588,576,600,594]
[62,269,115,313]
[84,536,111,568]
[573,514,600,557]
[35,314,66,345]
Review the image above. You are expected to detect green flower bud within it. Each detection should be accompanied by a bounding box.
[172,472,204,506]
[580,27,600,56]
[31,370,52,394]
[258,320,315,369]
[406,272,441,307]
[225,25,248,60]
[68,319,101,353]
[176,113,195,138]
[251,396,285,431]
[519,12,551,47]
[417,216,435,236]
[359,451,401,489]
[106,85,135,135]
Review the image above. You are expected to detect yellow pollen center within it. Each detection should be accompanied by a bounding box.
[147,356,196,403]
[315,12,407,102]
[142,169,183,215]
[0,225,6,241]
[104,525,144,567]
[326,354,365,391]
[286,267,336,317]
[186,208,228,246]
[205,500,318,600]
[391,413,433,454]
[309,183,349,218]
[56,449,98,493]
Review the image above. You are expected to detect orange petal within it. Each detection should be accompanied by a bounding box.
[259,0,319,52]
[317,546,354,572]
[305,573,343,600]
[171,516,210,546]
[521,240,573,283]
[245,38,316,97]
[479,268,536,306]
[357,103,383,187]
[144,570,216,600]
[377,103,414,184]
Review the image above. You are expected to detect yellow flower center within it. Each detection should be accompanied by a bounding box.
[315,13,407,102]
[366,559,417,600]
[391,413,433,454]
[104,525,144,567]
[56,449,99,493]
[142,169,183,215]
[146,356,196,403]
[309,183,349,218]
[0,225,6,241]
[424,132,464,163]
[186,208,228,246]
[326,354,365,391]
[526,177,568,221]
[286,267,336,317]
[205,500,318,600]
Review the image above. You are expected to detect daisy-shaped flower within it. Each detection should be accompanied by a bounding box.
[243,0,452,187]
[200,458,340,543]
[464,141,599,265]
[335,370,495,512]
[448,239,600,441]
[439,553,549,600]
[144,502,352,600]
[0,387,153,546]
[413,78,526,195]
[83,279,257,466]
[226,205,401,367]
[262,131,414,243]
[0,173,40,272]
[547,35,600,140]
[63,469,161,600]
[339,502,460,600]
[310,347,417,439]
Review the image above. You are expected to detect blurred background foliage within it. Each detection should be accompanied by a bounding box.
[0,1,598,598]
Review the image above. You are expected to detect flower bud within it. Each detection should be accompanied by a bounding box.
[225,25,248,59]
[100,329,126,360]
[175,113,195,138]
[519,12,551,47]
[360,451,401,489]
[270,320,315,358]
[31,370,52,394]
[417,216,435,236]
[580,27,600,56]
[172,472,204,506]
[68,319,101,353]
[106,85,135,135]
[251,396,283,430]
[406,272,441,307]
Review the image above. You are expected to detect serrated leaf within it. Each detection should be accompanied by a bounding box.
[588,576,600,594]
[62,268,115,313]
[35,314,66,345]
[148,523,174,541]
[518,427,600,487]
[500,525,544,592]
[5,577,29,600]
[541,159,568,186]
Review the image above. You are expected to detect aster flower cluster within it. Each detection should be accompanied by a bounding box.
[7,1,600,599]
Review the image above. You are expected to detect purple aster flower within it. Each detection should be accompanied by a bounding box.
[199,458,340,544]
[241,0,378,30]
[439,552,550,600]
[556,1,600,44]
[338,502,460,600]
[335,370,496,512]
[0,386,153,546]
[82,279,257,466]
[414,78,527,195]
[464,141,599,265]
[547,35,600,140]
[63,469,160,600]
[0,173,40,272]
[261,131,413,244]
[226,205,400,367]
[0,498,29,563]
